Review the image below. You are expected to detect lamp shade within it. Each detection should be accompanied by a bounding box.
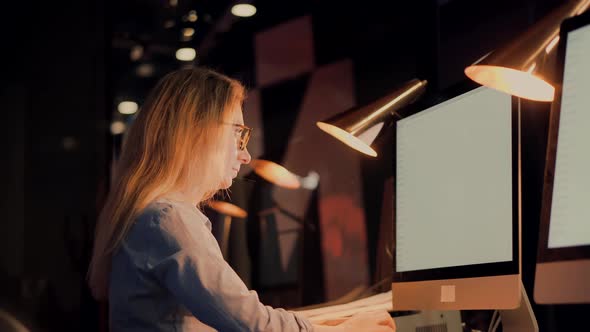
[208,200,248,218]
[465,0,590,102]
[250,159,301,189]
[316,79,428,157]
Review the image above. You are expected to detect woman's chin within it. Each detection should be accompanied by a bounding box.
[219,178,233,189]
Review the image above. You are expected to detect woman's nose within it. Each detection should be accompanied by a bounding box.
[239,147,251,164]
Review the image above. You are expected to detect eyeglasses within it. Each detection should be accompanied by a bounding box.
[226,123,252,151]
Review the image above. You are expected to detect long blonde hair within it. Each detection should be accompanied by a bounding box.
[88,67,245,300]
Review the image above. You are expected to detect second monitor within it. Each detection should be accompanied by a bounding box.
[392,86,521,310]
[534,10,590,305]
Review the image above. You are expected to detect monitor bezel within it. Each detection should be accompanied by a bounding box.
[536,11,590,263]
[392,84,520,282]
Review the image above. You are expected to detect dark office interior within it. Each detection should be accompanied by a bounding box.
[1,0,589,331]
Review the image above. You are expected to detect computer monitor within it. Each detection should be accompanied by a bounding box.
[392,86,521,310]
[534,11,590,304]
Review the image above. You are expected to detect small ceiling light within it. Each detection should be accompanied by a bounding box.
[176,47,196,61]
[164,20,175,29]
[231,4,257,17]
[169,0,178,7]
[130,45,143,61]
[62,136,78,151]
[183,28,195,37]
[110,121,126,135]
[117,101,138,115]
[188,10,198,22]
[136,63,155,77]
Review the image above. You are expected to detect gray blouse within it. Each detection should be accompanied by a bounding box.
[109,197,313,331]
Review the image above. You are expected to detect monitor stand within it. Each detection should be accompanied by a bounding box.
[394,310,462,332]
[495,280,538,332]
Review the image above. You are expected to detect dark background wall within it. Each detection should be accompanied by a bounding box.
[1,1,107,330]
[1,0,589,331]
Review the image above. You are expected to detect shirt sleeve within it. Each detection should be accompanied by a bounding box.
[144,204,314,332]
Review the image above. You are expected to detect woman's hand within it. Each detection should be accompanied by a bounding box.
[338,310,396,332]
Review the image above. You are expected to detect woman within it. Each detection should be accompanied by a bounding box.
[88,67,395,332]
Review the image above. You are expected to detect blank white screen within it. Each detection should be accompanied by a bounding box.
[548,24,590,249]
[396,87,513,272]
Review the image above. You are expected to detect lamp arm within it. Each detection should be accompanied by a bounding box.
[265,199,317,232]
[390,110,403,120]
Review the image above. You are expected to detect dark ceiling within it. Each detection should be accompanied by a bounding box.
[108,0,567,121]
[109,0,312,99]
